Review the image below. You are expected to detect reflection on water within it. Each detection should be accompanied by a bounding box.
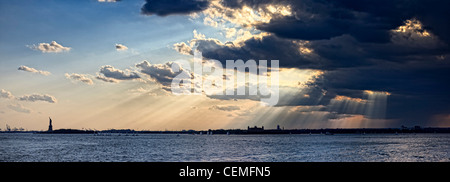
[0,133,449,162]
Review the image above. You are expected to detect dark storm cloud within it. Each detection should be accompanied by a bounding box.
[155,0,450,125]
[324,64,450,121]
[331,0,450,44]
[192,0,450,69]
[196,35,318,68]
[196,33,447,71]
[256,0,450,44]
[141,0,210,16]
[274,1,448,124]
[214,0,450,51]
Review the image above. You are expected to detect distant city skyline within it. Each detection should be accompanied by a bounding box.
[1,0,450,131]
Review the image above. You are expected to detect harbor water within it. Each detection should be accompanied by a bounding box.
[1,133,449,162]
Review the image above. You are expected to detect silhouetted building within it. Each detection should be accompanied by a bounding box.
[48,117,53,132]
[248,126,264,132]
[401,125,408,130]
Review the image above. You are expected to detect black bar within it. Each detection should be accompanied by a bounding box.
[1,162,447,181]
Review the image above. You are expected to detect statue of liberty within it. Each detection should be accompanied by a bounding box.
[48,117,53,132]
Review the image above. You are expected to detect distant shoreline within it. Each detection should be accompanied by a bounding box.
[2,127,449,134]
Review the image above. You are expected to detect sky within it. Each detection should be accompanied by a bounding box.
[0,0,449,131]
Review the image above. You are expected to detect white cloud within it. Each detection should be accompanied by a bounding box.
[96,74,119,83]
[128,87,149,95]
[18,66,51,76]
[136,60,193,91]
[17,94,57,103]
[173,29,269,57]
[173,42,192,55]
[180,0,290,48]
[115,43,128,51]
[7,103,31,114]
[225,28,237,38]
[28,41,71,53]
[202,0,292,28]
[209,105,240,111]
[289,105,327,113]
[65,73,94,85]
[193,29,206,39]
[390,18,441,48]
[127,87,164,96]
[98,65,140,82]
[171,0,293,56]
[98,0,120,2]
[203,16,219,27]
[1,89,57,104]
[173,30,227,55]
[1,89,14,99]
